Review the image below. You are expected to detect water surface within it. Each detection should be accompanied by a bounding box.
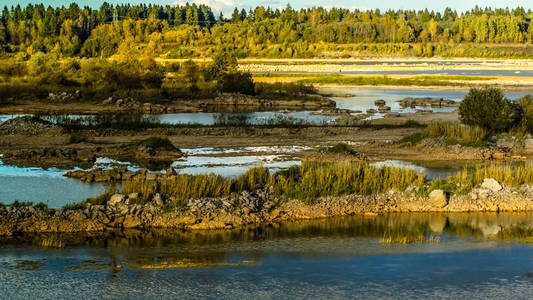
[1,213,532,299]
[0,159,107,207]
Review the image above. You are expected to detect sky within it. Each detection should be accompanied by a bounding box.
[1,0,532,16]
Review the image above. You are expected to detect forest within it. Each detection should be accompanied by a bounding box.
[1,3,533,58]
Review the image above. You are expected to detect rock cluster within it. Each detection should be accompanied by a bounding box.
[311,108,357,116]
[101,97,170,113]
[48,91,80,101]
[0,117,61,135]
[417,138,527,161]
[65,168,173,183]
[5,147,95,163]
[397,97,458,108]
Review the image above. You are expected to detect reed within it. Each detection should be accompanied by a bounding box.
[272,160,419,203]
[122,174,233,205]
[452,162,533,190]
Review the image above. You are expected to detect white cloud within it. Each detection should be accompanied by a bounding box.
[172,0,247,16]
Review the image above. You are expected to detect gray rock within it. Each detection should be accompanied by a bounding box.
[428,189,449,208]
[481,178,502,192]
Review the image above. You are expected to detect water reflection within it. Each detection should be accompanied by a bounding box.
[1,213,532,299]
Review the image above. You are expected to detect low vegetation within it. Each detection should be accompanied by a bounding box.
[0,52,319,103]
[295,74,490,87]
[402,88,533,147]
[118,160,422,206]
[138,137,175,150]
[401,122,488,147]
[459,87,522,132]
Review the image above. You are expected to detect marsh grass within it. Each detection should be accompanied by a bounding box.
[453,162,533,190]
[65,159,533,210]
[401,122,488,147]
[271,160,420,203]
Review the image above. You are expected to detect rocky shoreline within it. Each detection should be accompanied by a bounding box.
[1,178,532,236]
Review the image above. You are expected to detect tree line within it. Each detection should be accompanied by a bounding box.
[1,3,532,58]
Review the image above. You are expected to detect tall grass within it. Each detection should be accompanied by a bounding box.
[122,174,233,205]
[453,162,533,190]
[272,160,420,202]
[401,121,488,147]
[118,161,421,206]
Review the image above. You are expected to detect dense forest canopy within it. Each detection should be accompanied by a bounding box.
[1,3,533,58]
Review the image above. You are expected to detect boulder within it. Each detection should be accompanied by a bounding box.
[108,194,127,206]
[481,178,502,192]
[152,193,165,206]
[491,152,506,160]
[374,99,386,106]
[128,193,140,201]
[428,189,449,208]
[377,106,391,113]
[76,149,94,161]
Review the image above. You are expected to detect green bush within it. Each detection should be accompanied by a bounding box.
[319,143,356,154]
[518,95,533,132]
[218,71,255,95]
[139,136,175,150]
[459,87,522,132]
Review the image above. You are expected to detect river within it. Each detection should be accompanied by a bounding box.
[0,213,532,299]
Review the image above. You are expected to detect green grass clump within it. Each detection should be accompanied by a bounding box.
[400,131,428,144]
[452,162,533,190]
[122,173,233,205]
[319,143,355,154]
[271,160,419,203]
[138,136,175,150]
[401,121,488,147]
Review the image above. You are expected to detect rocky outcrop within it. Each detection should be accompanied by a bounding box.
[0,117,61,136]
[2,179,533,236]
[48,91,80,102]
[101,97,171,113]
[2,143,183,168]
[397,97,458,108]
[414,138,527,161]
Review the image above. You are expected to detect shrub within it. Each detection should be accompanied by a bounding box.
[218,71,255,95]
[518,95,533,132]
[459,87,521,132]
[138,136,175,150]
[68,134,88,144]
[319,143,356,154]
